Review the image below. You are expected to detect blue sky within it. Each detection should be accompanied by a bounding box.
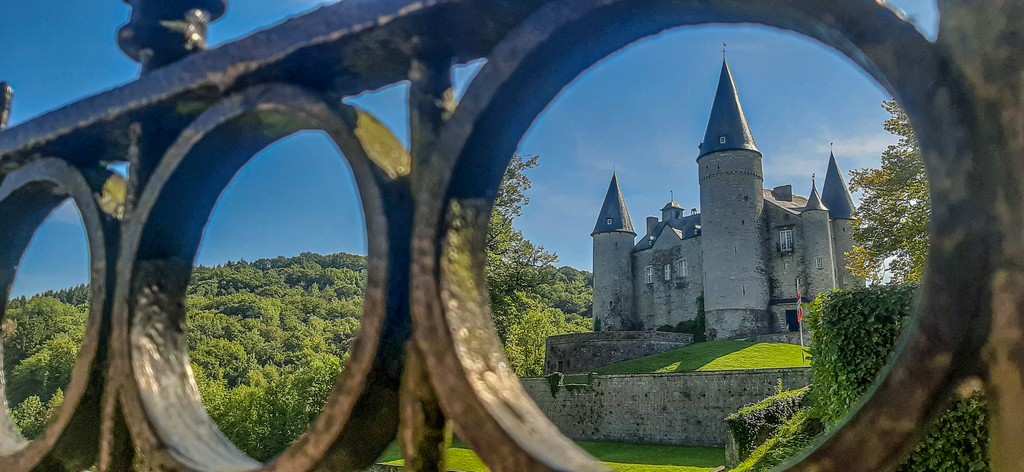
[1,1,938,297]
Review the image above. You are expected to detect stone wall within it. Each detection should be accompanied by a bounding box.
[523,368,812,446]
[544,331,693,375]
[755,331,810,346]
[632,235,705,330]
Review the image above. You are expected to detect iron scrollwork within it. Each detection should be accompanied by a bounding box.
[0,0,1022,470]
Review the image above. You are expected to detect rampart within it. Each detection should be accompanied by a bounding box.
[544,331,693,374]
[523,368,812,446]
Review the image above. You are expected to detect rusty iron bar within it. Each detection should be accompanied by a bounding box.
[0,0,1021,470]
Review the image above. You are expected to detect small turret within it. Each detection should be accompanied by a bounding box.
[661,199,684,221]
[592,174,637,331]
[801,175,837,296]
[805,175,828,212]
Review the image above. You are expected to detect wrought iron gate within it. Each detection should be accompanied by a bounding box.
[1,1,1022,470]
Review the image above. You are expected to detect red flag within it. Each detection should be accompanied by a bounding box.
[796,292,804,323]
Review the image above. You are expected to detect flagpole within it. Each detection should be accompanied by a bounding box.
[797,278,806,366]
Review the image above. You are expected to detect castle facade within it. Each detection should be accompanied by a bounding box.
[592,59,863,340]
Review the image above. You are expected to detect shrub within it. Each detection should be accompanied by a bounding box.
[806,285,917,424]
[898,393,989,472]
[726,386,810,460]
[736,284,989,471]
[733,409,825,472]
[545,372,563,397]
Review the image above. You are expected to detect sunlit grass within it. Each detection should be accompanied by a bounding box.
[595,340,809,375]
[379,440,725,471]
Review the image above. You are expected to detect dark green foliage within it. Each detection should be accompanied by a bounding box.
[736,284,989,471]
[898,393,989,472]
[545,372,564,397]
[733,409,825,472]
[726,386,809,459]
[806,285,917,424]
[486,155,593,376]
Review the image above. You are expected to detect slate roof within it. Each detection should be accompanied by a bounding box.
[763,189,809,214]
[634,213,702,252]
[805,178,828,211]
[661,200,684,211]
[698,59,760,159]
[592,173,636,235]
[821,151,856,219]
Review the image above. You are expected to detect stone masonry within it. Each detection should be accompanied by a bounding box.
[523,368,812,447]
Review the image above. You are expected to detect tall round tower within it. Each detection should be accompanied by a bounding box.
[697,59,770,339]
[592,173,638,331]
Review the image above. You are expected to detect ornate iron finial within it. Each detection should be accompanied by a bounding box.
[0,81,11,130]
[118,1,228,73]
[722,42,727,59]
[670,189,674,201]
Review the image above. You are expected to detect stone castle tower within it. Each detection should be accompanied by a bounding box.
[697,60,771,338]
[592,173,638,331]
[590,59,863,340]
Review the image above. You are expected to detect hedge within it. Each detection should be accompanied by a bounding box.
[725,385,809,460]
[734,284,989,471]
[805,284,917,424]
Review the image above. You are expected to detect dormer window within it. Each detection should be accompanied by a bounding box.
[606,218,613,225]
[674,210,680,219]
[719,136,727,144]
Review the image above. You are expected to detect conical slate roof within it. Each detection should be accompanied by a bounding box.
[821,151,855,219]
[698,59,760,159]
[592,173,636,235]
[805,177,828,211]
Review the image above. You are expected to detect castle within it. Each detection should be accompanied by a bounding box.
[591,59,863,340]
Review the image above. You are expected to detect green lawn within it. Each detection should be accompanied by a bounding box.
[380,440,724,471]
[594,340,809,375]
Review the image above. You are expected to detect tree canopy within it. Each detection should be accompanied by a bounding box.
[2,154,593,460]
[847,101,930,284]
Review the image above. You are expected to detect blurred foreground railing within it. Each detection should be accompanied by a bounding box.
[1,1,1023,470]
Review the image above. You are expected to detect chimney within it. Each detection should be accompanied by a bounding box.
[772,185,793,202]
[646,216,658,235]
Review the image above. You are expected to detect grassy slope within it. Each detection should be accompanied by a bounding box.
[594,340,809,375]
[381,441,724,472]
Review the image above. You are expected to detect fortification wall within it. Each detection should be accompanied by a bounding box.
[523,368,812,446]
[544,331,693,375]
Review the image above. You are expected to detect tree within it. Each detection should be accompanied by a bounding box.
[848,101,930,284]
[484,155,594,376]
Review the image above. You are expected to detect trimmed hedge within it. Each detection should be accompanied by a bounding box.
[805,285,916,424]
[726,386,809,459]
[735,284,989,471]
[733,409,824,472]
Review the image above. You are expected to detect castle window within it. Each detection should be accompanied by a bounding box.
[719,136,727,144]
[645,265,654,283]
[664,264,672,281]
[779,229,794,252]
[606,218,613,225]
[816,257,824,269]
[677,259,688,277]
